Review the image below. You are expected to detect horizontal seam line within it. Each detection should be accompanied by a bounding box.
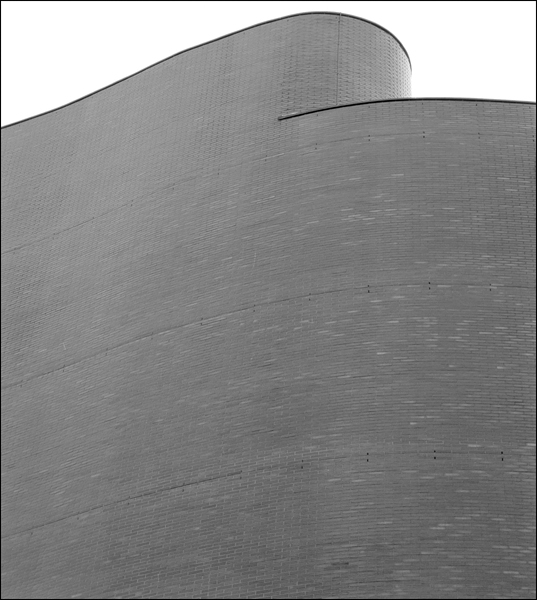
[3,446,532,539]
[2,282,534,390]
[278,97,537,119]
[0,470,244,540]
[1,174,200,254]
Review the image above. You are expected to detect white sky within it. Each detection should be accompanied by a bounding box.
[1,0,536,127]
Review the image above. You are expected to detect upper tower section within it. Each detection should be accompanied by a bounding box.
[170,11,411,120]
[2,12,411,131]
[337,13,411,102]
[1,13,411,252]
[184,12,412,118]
[273,12,411,115]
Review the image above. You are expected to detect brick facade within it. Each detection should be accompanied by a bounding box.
[1,13,535,599]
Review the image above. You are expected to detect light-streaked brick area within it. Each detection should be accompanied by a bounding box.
[1,13,535,599]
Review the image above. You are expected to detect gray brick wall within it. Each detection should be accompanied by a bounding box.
[1,13,534,599]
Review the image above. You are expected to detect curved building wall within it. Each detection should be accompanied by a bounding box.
[1,13,535,600]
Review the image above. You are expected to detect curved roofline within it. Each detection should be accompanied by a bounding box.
[1,12,411,129]
[278,97,537,120]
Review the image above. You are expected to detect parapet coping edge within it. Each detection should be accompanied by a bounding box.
[2,12,410,129]
[278,97,537,120]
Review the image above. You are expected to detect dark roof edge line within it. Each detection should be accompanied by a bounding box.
[1,12,410,130]
[278,97,537,120]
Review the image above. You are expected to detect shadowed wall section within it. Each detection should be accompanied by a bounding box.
[1,13,535,600]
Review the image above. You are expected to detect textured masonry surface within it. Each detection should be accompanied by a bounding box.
[1,13,535,600]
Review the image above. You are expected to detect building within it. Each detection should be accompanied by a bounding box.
[1,12,535,599]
